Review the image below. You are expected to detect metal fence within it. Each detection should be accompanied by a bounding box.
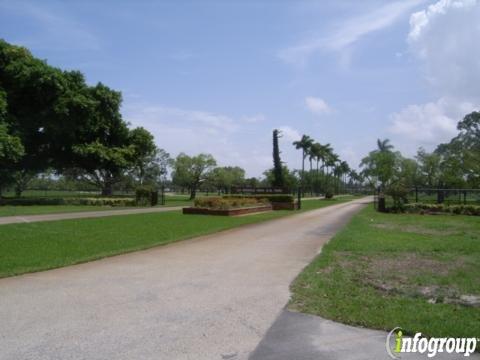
[373,187,480,209]
[407,188,480,205]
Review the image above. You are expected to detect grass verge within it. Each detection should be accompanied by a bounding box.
[289,205,480,339]
[0,195,360,278]
[0,196,193,217]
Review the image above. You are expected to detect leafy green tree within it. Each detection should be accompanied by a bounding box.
[448,111,480,187]
[128,127,169,186]
[361,145,400,190]
[263,165,298,191]
[416,148,442,188]
[210,166,245,193]
[70,84,137,195]
[172,153,217,199]
[0,123,24,196]
[272,129,284,188]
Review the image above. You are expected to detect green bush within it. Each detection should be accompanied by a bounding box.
[194,196,268,210]
[0,197,136,207]
[135,186,158,206]
[403,203,480,216]
[385,183,409,210]
[324,189,334,199]
[223,194,294,203]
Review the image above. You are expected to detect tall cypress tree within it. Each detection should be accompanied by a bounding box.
[272,129,284,188]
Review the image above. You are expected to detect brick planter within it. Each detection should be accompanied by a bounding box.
[183,204,272,216]
[271,201,299,210]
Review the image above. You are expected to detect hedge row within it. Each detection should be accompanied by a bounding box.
[222,194,295,203]
[194,196,267,210]
[404,203,480,216]
[0,197,136,207]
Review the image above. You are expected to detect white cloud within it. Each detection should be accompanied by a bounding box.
[277,126,301,142]
[133,105,238,134]
[123,102,274,177]
[389,97,475,149]
[388,0,480,152]
[408,0,480,99]
[305,97,332,115]
[279,0,423,66]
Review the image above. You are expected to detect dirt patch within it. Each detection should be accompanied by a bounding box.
[327,252,477,306]
[371,223,458,236]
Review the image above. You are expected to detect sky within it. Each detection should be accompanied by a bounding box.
[1,0,479,177]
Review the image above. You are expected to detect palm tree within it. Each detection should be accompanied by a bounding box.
[309,142,323,195]
[325,152,339,190]
[319,143,332,191]
[293,135,314,181]
[339,161,350,193]
[309,143,322,174]
[377,138,394,152]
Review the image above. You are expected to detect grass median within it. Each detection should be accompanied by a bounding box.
[0,195,361,278]
[289,205,480,339]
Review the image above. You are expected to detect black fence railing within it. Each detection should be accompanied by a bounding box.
[373,187,480,209]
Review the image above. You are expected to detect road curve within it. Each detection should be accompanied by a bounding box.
[0,197,370,360]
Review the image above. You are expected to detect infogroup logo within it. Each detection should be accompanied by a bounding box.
[386,327,478,358]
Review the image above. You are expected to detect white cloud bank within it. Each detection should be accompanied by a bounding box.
[123,103,275,177]
[305,97,332,116]
[279,0,423,66]
[388,0,480,153]
[389,97,475,146]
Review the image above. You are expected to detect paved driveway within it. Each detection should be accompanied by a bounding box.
[0,198,369,360]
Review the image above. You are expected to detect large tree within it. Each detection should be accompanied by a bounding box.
[172,153,217,199]
[70,84,142,195]
[210,166,245,193]
[0,40,159,196]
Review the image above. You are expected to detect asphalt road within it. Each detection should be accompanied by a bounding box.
[0,198,369,360]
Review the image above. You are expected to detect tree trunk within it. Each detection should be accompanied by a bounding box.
[102,182,113,196]
[190,186,197,200]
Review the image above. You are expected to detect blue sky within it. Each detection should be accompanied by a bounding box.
[1,0,479,177]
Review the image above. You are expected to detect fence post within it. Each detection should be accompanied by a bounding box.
[464,190,467,205]
[415,186,418,203]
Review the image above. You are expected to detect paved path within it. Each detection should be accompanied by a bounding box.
[250,310,479,360]
[0,198,369,360]
[0,206,184,225]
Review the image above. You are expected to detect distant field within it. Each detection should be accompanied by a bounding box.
[290,205,480,339]
[0,195,361,277]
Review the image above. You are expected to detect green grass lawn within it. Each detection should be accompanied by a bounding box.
[290,205,480,339]
[0,195,193,217]
[0,195,361,278]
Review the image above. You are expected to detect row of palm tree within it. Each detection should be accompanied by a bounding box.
[293,135,358,194]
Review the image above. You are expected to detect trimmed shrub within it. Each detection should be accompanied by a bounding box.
[386,183,409,210]
[403,203,480,216]
[194,196,267,210]
[135,186,158,206]
[324,189,334,199]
